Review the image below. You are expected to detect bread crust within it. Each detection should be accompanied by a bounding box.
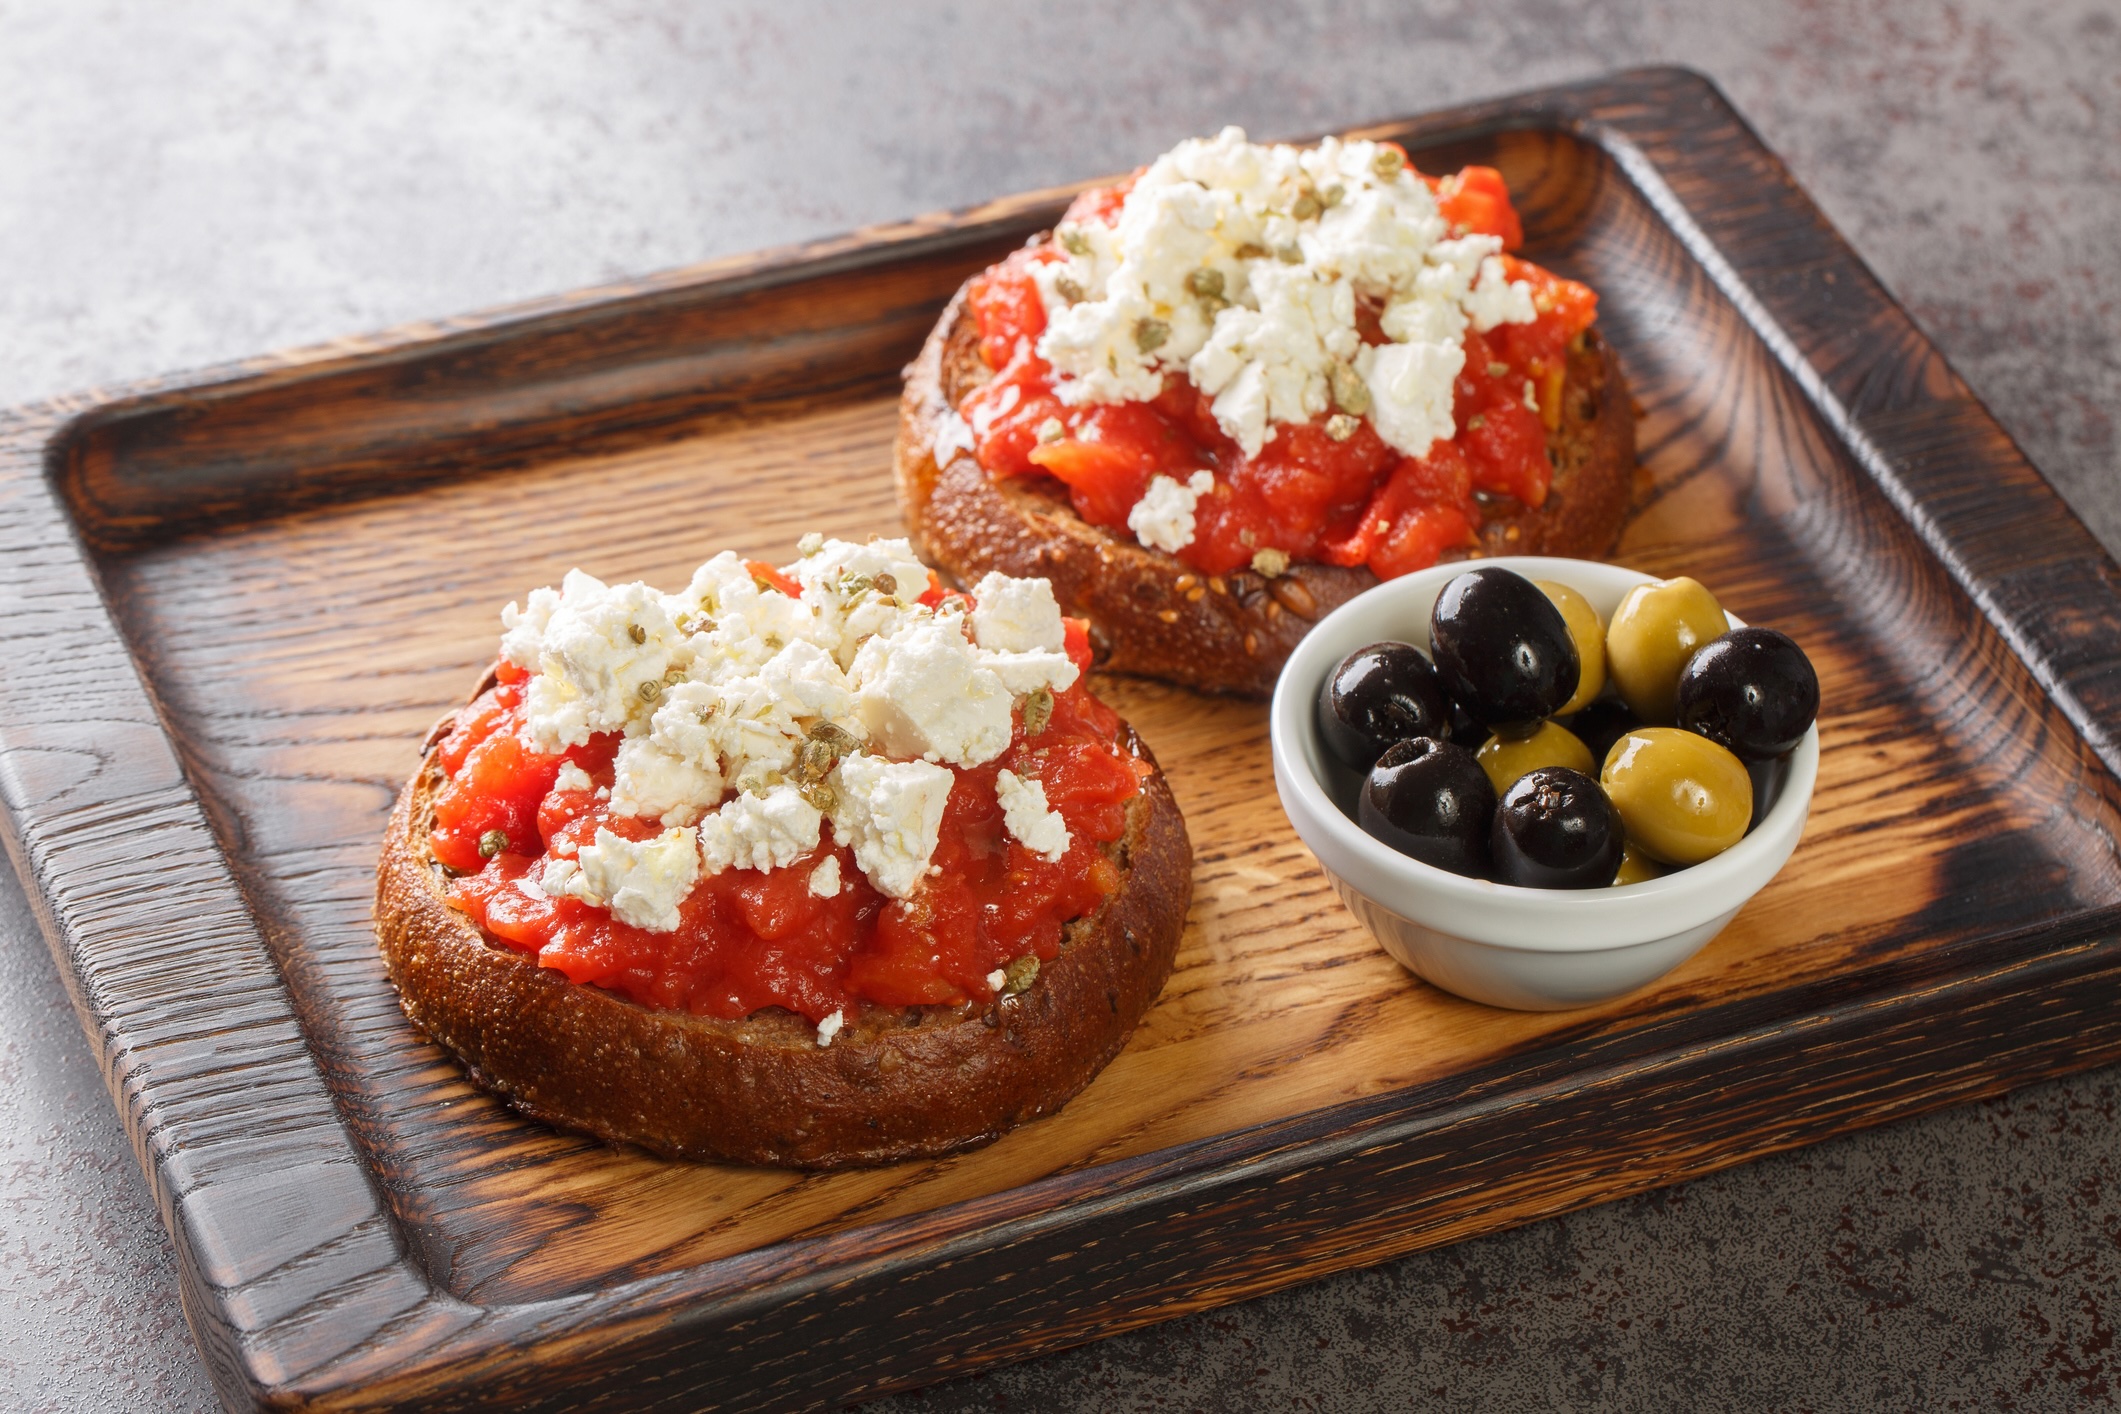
[895,279,1637,699]
[374,715,1192,1169]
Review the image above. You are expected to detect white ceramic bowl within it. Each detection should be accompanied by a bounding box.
[1270,556,1818,1011]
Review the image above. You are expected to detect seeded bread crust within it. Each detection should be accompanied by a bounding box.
[374,706,1192,1169]
[894,277,1637,699]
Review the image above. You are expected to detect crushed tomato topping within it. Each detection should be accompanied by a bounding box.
[430,615,1146,1023]
[957,151,1599,582]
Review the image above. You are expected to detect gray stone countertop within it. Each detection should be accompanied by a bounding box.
[2,3,2116,1410]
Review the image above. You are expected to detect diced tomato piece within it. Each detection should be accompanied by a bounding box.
[746,560,802,597]
[1437,166,1523,250]
[1319,441,1476,579]
[1029,400,1197,529]
[959,344,1069,479]
[966,246,1062,370]
[1462,395,1552,508]
[1060,173,1139,228]
[436,680,519,774]
[1500,255,1599,343]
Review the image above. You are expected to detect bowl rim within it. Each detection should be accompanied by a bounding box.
[1268,555,1819,954]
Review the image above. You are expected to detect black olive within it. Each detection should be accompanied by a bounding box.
[1566,697,1643,770]
[1675,628,1819,761]
[1429,567,1580,736]
[1490,766,1626,889]
[1317,641,1449,770]
[1358,737,1496,879]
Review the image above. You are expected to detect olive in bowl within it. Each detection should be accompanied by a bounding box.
[1491,767,1626,890]
[1317,641,1450,770]
[1606,576,1727,723]
[1676,627,1820,761]
[1429,567,1580,737]
[1600,727,1753,866]
[1358,737,1495,879]
[1270,555,1819,1011]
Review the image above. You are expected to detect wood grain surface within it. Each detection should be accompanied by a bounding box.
[8,69,2121,1411]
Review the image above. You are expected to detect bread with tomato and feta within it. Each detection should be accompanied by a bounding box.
[896,127,1635,698]
[374,536,1191,1169]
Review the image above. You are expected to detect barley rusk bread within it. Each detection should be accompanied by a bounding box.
[895,284,1637,700]
[375,705,1191,1170]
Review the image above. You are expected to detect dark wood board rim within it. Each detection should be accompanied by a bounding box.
[4,66,2120,1410]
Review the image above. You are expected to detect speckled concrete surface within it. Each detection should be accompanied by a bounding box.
[2,3,2116,1410]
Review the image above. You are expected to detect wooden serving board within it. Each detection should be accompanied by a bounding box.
[7,69,2121,1412]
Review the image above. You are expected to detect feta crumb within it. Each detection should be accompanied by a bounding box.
[995,768,1071,863]
[1128,471,1215,554]
[985,968,1007,993]
[808,854,842,898]
[519,570,684,751]
[563,826,701,933]
[976,648,1079,696]
[1467,254,1538,333]
[554,761,594,794]
[969,572,1067,654]
[1359,339,1466,461]
[815,1010,844,1047]
[830,752,954,899]
[849,616,1014,767]
[697,784,824,874]
[609,737,723,827]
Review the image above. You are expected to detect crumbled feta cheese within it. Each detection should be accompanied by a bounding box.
[499,586,560,672]
[790,536,934,668]
[697,785,824,874]
[967,572,1079,692]
[849,616,1014,767]
[608,737,723,827]
[969,572,1067,654]
[1033,127,1538,465]
[1358,339,1465,461]
[1467,254,1538,333]
[518,570,684,751]
[815,1010,844,1047]
[985,968,1007,993]
[995,768,1071,863]
[830,752,954,899]
[1128,471,1215,554]
[562,826,700,932]
[977,648,1079,696]
[517,871,548,902]
[554,761,594,794]
[808,854,842,898]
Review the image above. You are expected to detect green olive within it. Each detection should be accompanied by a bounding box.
[1605,577,1728,723]
[1611,840,1667,886]
[1477,719,1594,796]
[1535,580,1607,716]
[1600,727,1752,866]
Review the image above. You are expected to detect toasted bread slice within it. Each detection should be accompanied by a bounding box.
[375,711,1191,1170]
[896,282,1636,699]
